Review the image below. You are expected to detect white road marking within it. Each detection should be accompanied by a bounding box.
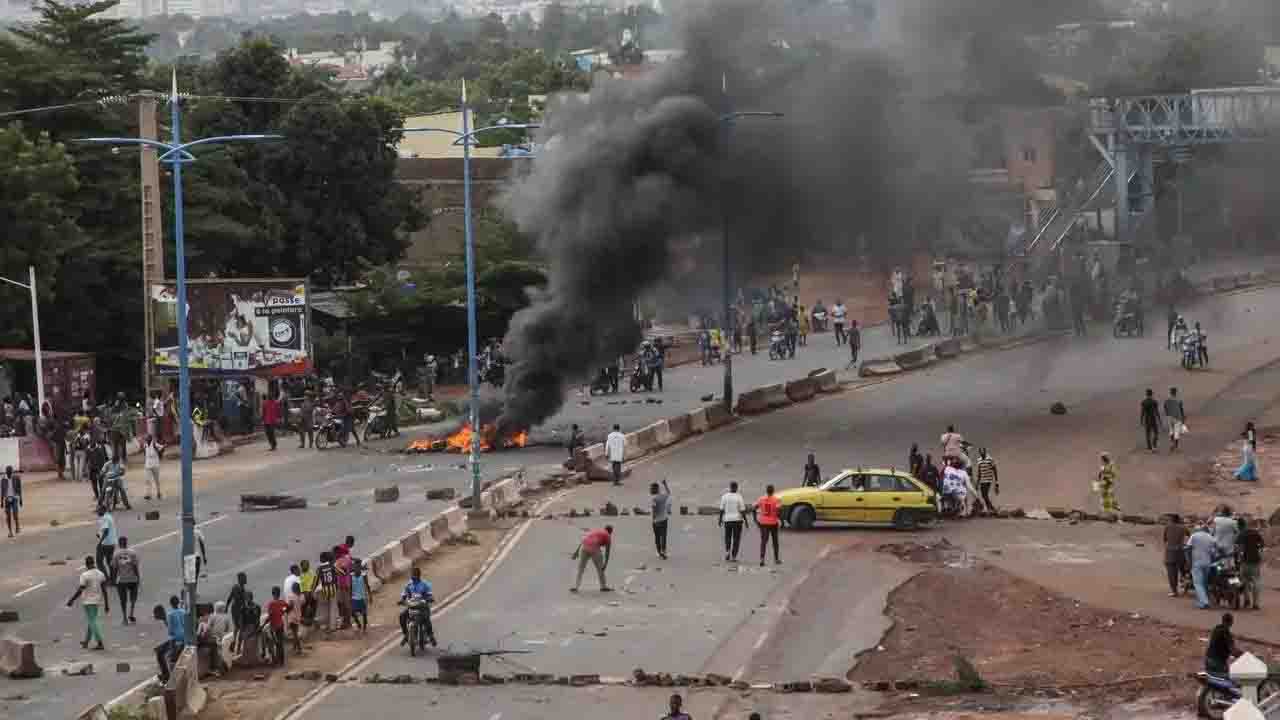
[488,714,502,720]
[752,631,768,650]
[732,665,746,683]
[14,581,47,598]
[132,514,228,550]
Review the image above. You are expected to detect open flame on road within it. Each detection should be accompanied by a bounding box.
[406,423,529,454]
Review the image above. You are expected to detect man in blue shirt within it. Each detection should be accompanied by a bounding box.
[154,595,187,683]
[398,566,436,647]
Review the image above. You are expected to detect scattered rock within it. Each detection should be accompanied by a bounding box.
[426,488,456,501]
[633,507,649,516]
[115,662,130,673]
[570,674,600,686]
[0,610,19,623]
[1050,402,1067,415]
[697,505,719,516]
[601,502,619,517]
[325,673,340,683]
[374,486,400,503]
[62,663,94,676]
[815,677,852,693]
[633,668,649,684]
[145,511,161,521]
[780,680,813,693]
[49,520,60,527]
[680,505,689,515]
[705,673,731,686]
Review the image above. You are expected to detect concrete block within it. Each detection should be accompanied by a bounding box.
[704,403,733,428]
[687,408,710,434]
[810,369,839,392]
[760,383,791,409]
[652,420,677,447]
[74,705,108,720]
[426,487,456,501]
[859,358,903,377]
[374,486,400,503]
[0,637,41,678]
[893,347,932,370]
[783,377,817,402]
[144,511,161,521]
[167,647,206,718]
[429,514,453,541]
[735,387,770,414]
[0,609,18,623]
[666,413,692,441]
[934,338,962,358]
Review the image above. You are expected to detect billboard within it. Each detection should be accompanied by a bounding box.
[151,279,312,377]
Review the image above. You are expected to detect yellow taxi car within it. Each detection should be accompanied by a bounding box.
[776,468,937,530]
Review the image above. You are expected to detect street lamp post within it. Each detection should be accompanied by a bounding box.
[400,93,537,514]
[719,111,784,415]
[0,266,45,413]
[76,72,281,641]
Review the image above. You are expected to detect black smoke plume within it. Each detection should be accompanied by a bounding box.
[497,0,1116,430]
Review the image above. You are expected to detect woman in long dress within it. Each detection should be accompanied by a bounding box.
[1235,425,1259,482]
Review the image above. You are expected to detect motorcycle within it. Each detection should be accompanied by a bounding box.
[314,412,347,450]
[364,404,398,442]
[1182,334,1203,370]
[768,330,788,361]
[1196,670,1280,720]
[629,359,655,393]
[589,367,617,395]
[1208,558,1244,609]
[401,593,435,657]
[370,369,404,395]
[1113,304,1143,338]
[98,467,129,512]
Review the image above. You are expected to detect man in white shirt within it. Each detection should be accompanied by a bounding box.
[283,564,302,602]
[717,481,750,563]
[96,508,117,585]
[605,424,626,486]
[832,300,848,346]
[143,435,164,501]
[67,556,109,650]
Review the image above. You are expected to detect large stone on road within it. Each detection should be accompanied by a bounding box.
[0,636,41,678]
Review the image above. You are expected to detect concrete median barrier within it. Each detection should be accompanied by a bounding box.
[166,647,206,718]
[369,539,407,583]
[0,636,41,678]
[859,357,902,376]
[687,408,710,433]
[584,443,605,462]
[759,383,791,410]
[705,403,733,428]
[625,425,660,458]
[783,377,817,402]
[934,338,962,358]
[735,387,771,414]
[444,506,468,535]
[1213,277,1235,292]
[429,514,452,542]
[651,420,677,447]
[1235,273,1254,288]
[892,347,932,370]
[666,413,692,441]
[810,369,839,393]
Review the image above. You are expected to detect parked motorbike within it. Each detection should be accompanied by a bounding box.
[401,593,435,657]
[1208,558,1244,609]
[1182,334,1203,370]
[1196,670,1280,720]
[768,330,788,361]
[314,413,347,450]
[364,404,398,442]
[371,369,404,395]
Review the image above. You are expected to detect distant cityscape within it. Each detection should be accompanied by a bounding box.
[0,0,647,22]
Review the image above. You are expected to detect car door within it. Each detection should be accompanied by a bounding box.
[816,472,864,522]
[861,474,911,523]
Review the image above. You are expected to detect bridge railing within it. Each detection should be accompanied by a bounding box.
[1090,89,1280,144]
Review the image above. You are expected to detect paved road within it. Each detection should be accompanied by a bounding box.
[291,285,1280,720]
[0,320,919,720]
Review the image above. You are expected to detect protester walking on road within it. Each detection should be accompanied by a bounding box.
[847,319,861,367]
[265,586,289,665]
[298,392,315,449]
[754,484,782,566]
[87,437,108,503]
[570,526,613,593]
[718,481,749,563]
[662,693,692,720]
[262,392,282,452]
[112,536,140,623]
[802,453,821,487]
[1140,389,1161,452]
[606,424,626,486]
[1163,514,1188,597]
[227,572,249,651]
[67,556,108,650]
[1164,388,1186,452]
[350,561,371,632]
[143,435,164,501]
[1097,453,1119,514]
[286,582,305,651]
[567,424,584,462]
[832,300,847,346]
[96,507,117,585]
[650,479,672,559]
[1189,523,1216,610]
[1213,506,1239,560]
[973,448,998,513]
[1240,518,1264,610]
[1,465,21,537]
[1235,424,1259,482]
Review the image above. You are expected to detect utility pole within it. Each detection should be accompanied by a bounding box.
[139,93,166,404]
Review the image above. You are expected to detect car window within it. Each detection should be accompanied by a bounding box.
[864,474,898,492]
[894,476,920,492]
[825,473,852,492]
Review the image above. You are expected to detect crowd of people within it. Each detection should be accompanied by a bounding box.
[1163,506,1265,613]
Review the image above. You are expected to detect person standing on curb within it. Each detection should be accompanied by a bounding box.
[298,392,315,449]
[1164,388,1186,452]
[567,424,584,463]
[1189,522,1217,610]
[66,556,108,650]
[112,536,140,624]
[143,434,164,502]
[662,694,692,720]
[832,299,847,346]
[96,507,117,585]
[650,479,672,559]
[1,465,21,537]
[569,525,613,593]
[262,392,282,452]
[1162,514,1188,597]
[718,482,749,563]
[753,484,782,566]
[1240,517,1265,610]
[1140,389,1162,452]
[606,424,626,486]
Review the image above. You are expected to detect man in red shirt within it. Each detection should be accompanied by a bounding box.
[753,484,782,567]
[570,526,613,593]
[265,586,290,665]
[261,392,282,452]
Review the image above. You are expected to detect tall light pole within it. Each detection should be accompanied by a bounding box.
[0,267,45,413]
[76,71,281,640]
[719,110,784,414]
[400,92,537,513]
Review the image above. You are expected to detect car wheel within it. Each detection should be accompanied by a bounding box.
[893,509,919,531]
[790,505,816,530]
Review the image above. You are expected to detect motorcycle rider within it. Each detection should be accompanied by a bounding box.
[100,455,131,511]
[398,566,437,648]
[1205,613,1236,675]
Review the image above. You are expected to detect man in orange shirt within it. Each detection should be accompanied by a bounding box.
[753,484,782,567]
[570,526,613,593]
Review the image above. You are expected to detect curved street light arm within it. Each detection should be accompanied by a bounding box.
[450,123,541,147]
